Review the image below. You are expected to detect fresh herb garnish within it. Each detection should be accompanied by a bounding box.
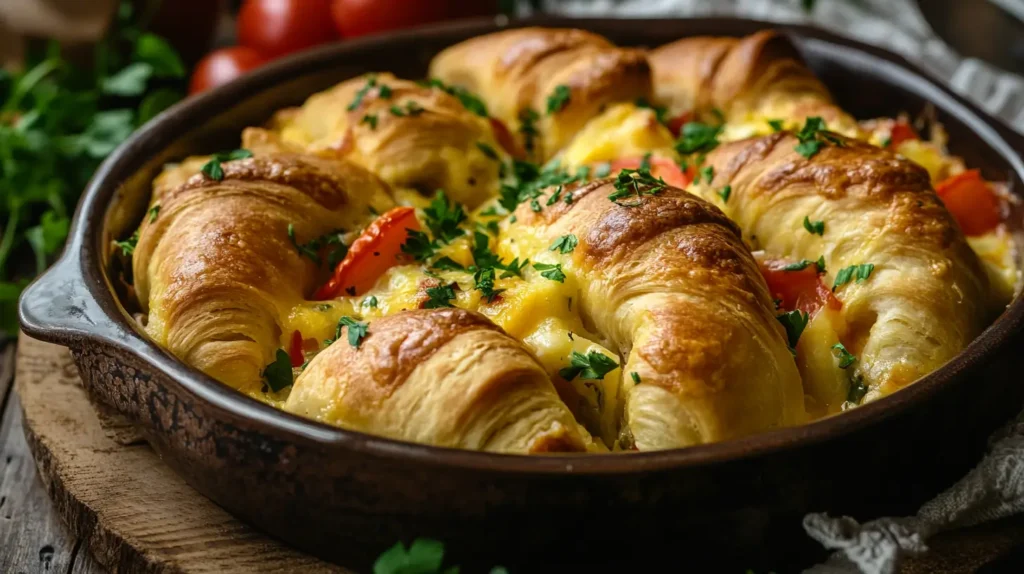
[793,116,834,159]
[546,85,571,114]
[803,216,825,235]
[831,342,857,369]
[607,167,667,206]
[423,191,467,244]
[768,119,785,132]
[777,309,810,349]
[559,351,619,381]
[363,296,378,308]
[420,78,488,117]
[114,230,139,256]
[476,141,500,161]
[389,101,424,117]
[847,376,868,403]
[718,185,732,203]
[550,234,578,254]
[348,75,380,111]
[675,121,722,155]
[200,148,253,181]
[880,136,892,148]
[147,205,161,222]
[287,225,347,266]
[334,316,369,348]
[401,230,438,261]
[473,266,504,302]
[500,257,529,278]
[263,349,293,392]
[373,538,464,574]
[361,114,378,129]
[697,165,715,185]
[423,284,457,308]
[533,262,566,282]
[832,263,875,290]
[630,371,642,384]
[518,108,539,154]
[432,257,465,271]
[634,97,669,125]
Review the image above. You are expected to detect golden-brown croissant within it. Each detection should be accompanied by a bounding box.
[500,177,806,450]
[428,27,653,162]
[283,308,590,453]
[269,72,507,208]
[697,132,994,411]
[649,30,861,139]
[134,152,394,396]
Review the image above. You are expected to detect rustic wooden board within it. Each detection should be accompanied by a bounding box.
[9,333,1024,573]
[13,335,346,574]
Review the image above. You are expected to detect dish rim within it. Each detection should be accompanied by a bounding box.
[19,15,1024,475]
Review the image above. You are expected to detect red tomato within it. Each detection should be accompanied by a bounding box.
[288,330,304,367]
[935,169,1003,236]
[330,0,480,38]
[665,111,693,137]
[237,0,337,59]
[887,119,919,148]
[188,47,267,95]
[607,156,693,189]
[759,259,842,317]
[314,207,421,300]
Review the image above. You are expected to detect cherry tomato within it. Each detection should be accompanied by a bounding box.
[607,156,693,189]
[759,258,842,317]
[665,111,693,138]
[887,119,919,148]
[288,329,304,367]
[237,0,337,59]
[188,46,267,95]
[330,0,458,38]
[935,169,1003,236]
[314,207,421,300]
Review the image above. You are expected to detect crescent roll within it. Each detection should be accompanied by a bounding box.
[134,152,394,395]
[649,30,861,139]
[428,27,653,162]
[268,72,507,208]
[284,308,589,453]
[502,178,806,450]
[699,132,994,409]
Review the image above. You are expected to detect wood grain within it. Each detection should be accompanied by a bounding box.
[13,335,346,574]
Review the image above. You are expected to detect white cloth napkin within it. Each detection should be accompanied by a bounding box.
[516,1,1024,572]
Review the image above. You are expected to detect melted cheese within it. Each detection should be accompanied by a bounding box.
[560,103,678,169]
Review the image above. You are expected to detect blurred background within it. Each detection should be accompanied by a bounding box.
[2,0,1024,342]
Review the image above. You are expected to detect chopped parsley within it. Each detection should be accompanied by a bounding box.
[432,257,465,271]
[287,225,347,267]
[816,255,827,273]
[420,78,488,117]
[630,371,642,384]
[476,141,500,161]
[518,108,540,154]
[423,284,456,308]
[360,114,378,129]
[696,165,714,185]
[348,75,379,111]
[500,257,529,278]
[793,116,837,159]
[634,97,669,125]
[803,216,825,235]
[546,85,571,115]
[389,101,424,117]
[372,538,450,574]
[847,376,868,403]
[363,296,378,308]
[559,350,619,381]
[473,266,504,302]
[831,342,857,369]
[200,148,253,181]
[423,191,467,244]
[547,186,564,205]
[262,349,293,392]
[335,316,369,348]
[550,234,578,254]
[832,263,875,290]
[880,136,892,148]
[777,309,810,349]
[717,185,732,203]
[401,229,438,261]
[114,230,139,256]
[675,121,722,155]
[147,205,160,222]
[768,119,785,132]
[782,259,817,272]
[533,262,566,283]
[607,167,667,206]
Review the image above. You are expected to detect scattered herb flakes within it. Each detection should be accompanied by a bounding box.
[533,262,566,283]
[831,342,857,369]
[518,108,540,154]
[816,255,826,273]
[288,224,322,264]
[336,316,369,348]
[500,257,529,278]
[546,185,563,206]
[348,75,379,111]
[546,84,571,115]
[777,309,810,349]
[363,296,378,308]
[147,205,160,222]
[401,229,439,261]
[432,257,465,271]
[607,167,667,206]
[795,139,822,159]
[782,259,815,272]
[717,185,732,203]
[423,191,467,244]
[699,165,714,185]
[550,234,578,254]
[847,376,868,403]
[389,101,424,117]
[559,351,619,381]
[263,349,293,392]
[631,371,642,384]
[832,263,875,290]
[200,148,253,181]
[372,538,450,574]
[880,136,892,148]
[420,78,488,117]
[423,284,457,308]
[473,266,505,302]
[803,216,825,235]
[768,119,785,132]
[634,97,669,125]
[675,121,722,155]
[793,116,832,159]
[360,114,378,129]
[476,141,500,161]
[114,230,139,256]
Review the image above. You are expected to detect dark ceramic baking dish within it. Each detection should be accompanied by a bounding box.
[18,16,1024,573]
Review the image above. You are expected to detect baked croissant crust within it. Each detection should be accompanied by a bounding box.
[284,308,589,453]
[648,30,861,137]
[134,152,394,395]
[699,132,993,407]
[428,27,653,161]
[503,178,806,450]
[268,72,506,208]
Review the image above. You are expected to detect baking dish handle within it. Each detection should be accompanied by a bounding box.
[18,250,126,346]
